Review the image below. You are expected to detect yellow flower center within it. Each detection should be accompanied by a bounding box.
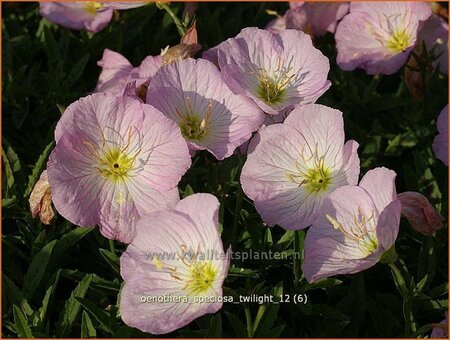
[287,159,332,194]
[83,2,103,14]
[98,148,134,181]
[180,114,208,141]
[186,262,217,294]
[386,29,410,52]
[177,97,212,142]
[304,166,332,193]
[255,57,295,106]
[150,244,219,296]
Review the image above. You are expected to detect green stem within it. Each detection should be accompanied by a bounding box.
[244,304,253,338]
[109,239,116,255]
[252,304,266,335]
[156,2,186,36]
[389,262,415,336]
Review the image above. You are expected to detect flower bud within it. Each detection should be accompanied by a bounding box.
[398,191,444,235]
[29,170,54,225]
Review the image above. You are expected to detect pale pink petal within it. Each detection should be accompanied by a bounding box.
[376,200,402,251]
[433,105,448,166]
[95,49,133,93]
[359,167,397,214]
[303,186,383,282]
[40,2,113,32]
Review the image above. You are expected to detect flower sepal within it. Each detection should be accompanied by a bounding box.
[379,245,398,264]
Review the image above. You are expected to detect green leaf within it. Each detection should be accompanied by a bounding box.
[81,311,96,338]
[3,275,33,316]
[99,249,120,276]
[317,320,350,337]
[23,240,57,299]
[49,227,94,270]
[275,230,295,249]
[302,278,343,292]
[57,274,93,337]
[13,305,33,338]
[75,297,115,334]
[36,270,61,328]
[2,138,21,173]
[205,314,222,338]
[263,324,285,337]
[224,311,247,337]
[43,26,61,69]
[23,140,55,199]
[2,148,15,198]
[61,269,120,293]
[2,196,16,208]
[65,53,90,89]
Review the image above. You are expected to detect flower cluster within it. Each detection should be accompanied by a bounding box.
[30,1,446,336]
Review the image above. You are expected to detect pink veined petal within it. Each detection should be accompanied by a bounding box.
[97,180,139,243]
[284,104,345,167]
[275,30,331,102]
[54,93,144,146]
[174,193,221,249]
[359,167,397,214]
[47,132,104,228]
[376,200,402,251]
[129,55,162,88]
[303,186,383,282]
[302,237,381,283]
[433,105,448,165]
[95,49,133,93]
[120,274,222,335]
[241,124,324,229]
[40,2,113,32]
[304,2,350,36]
[132,104,191,192]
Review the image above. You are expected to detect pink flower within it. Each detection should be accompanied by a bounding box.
[419,14,448,74]
[433,105,448,166]
[431,312,448,338]
[29,170,54,225]
[207,27,330,115]
[286,2,349,37]
[335,2,432,75]
[47,93,191,243]
[303,167,402,283]
[95,49,162,100]
[240,103,360,230]
[120,193,230,334]
[397,191,444,235]
[146,58,264,160]
[40,2,148,32]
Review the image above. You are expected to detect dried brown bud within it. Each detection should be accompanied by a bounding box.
[29,170,54,225]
